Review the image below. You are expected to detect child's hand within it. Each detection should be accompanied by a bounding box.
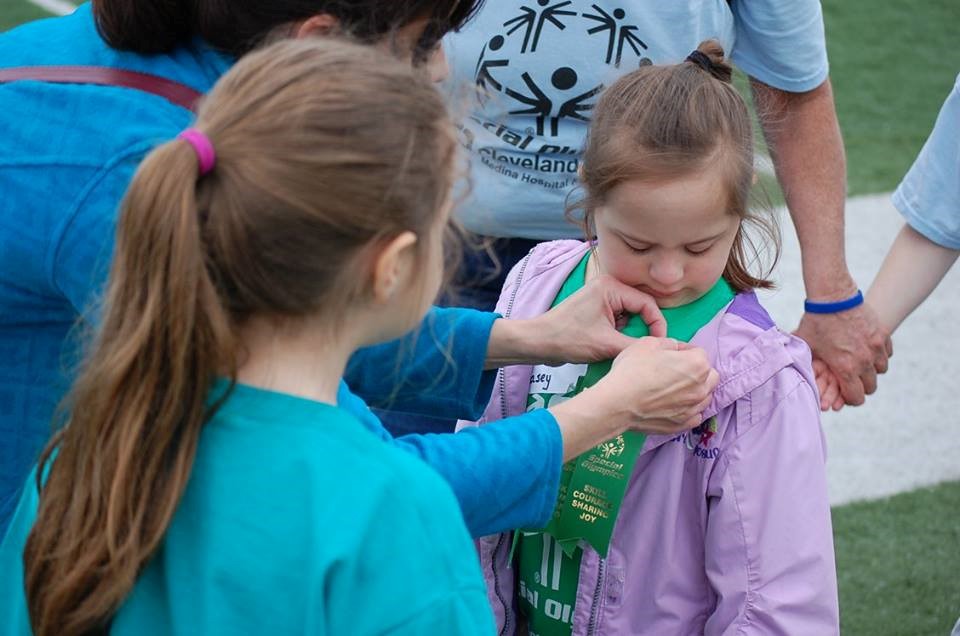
[812,358,845,412]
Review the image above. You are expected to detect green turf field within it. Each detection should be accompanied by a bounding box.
[824,0,960,196]
[744,0,960,201]
[834,480,960,635]
[0,0,48,32]
[1,2,958,635]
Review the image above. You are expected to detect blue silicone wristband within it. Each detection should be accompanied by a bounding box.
[804,290,864,314]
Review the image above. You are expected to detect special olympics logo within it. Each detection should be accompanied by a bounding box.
[472,1,653,138]
[599,435,626,459]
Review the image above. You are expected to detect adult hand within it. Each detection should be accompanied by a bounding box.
[550,338,718,461]
[602,337,718,432]
[485,274,666,369]
[794,302,892,407]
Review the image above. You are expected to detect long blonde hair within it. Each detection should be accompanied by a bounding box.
[24,37,456,635]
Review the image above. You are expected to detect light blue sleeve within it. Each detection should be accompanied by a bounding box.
[345,307,498,420]
[892,74,960,250]
[729,0,829,92]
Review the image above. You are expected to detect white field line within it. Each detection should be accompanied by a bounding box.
[27,0,76,17]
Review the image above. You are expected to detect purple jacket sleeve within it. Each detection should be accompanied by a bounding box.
[704,371,839,635]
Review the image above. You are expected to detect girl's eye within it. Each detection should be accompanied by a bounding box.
[622,238,652,253]
[685,244,713,255]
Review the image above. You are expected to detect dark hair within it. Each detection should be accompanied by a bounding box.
[574,39,780,292]
[92,0,484,58]
[23,37,456,635]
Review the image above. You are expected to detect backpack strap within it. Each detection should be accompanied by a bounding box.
[0,65,202,112]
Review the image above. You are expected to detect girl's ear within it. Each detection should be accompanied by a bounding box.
[752,171,759,185]
[294,14,341,39]
[371,231,419,304]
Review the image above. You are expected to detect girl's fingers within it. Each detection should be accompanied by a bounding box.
[813,359,842,412]
[602,276,667,338]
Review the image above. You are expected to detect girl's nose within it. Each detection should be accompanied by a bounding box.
[649,256,684,287]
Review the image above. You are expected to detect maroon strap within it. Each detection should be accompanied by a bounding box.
[0,65,202,112]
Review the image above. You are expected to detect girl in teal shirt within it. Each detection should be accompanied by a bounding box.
[1,39,496,635]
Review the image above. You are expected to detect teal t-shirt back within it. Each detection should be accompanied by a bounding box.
[0,382,494,635]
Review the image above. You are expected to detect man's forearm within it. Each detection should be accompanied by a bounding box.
[752,78,854,300]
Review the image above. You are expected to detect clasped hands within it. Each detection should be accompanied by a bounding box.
[795,303,893,412]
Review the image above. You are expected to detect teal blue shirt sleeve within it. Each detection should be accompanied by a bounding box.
[338,381,563,537]
[893,73,960,250]
[346,306,498,420]
[729,0,829,92]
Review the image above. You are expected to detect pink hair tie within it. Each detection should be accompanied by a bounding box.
[178,128,216,176]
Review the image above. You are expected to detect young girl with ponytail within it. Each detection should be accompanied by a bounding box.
[0,38,495,635]
[462,42,840,635]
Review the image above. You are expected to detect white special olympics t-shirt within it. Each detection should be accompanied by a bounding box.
[444,0,829,239]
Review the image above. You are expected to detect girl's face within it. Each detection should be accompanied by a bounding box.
[592,167,740,308]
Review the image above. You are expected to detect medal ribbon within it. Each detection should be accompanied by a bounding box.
[519,253,735,558]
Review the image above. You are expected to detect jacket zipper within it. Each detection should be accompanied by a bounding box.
[498,251,533,421]
[496,246,606,635]
[586,557,606,636]
[491,533,512,636]
[493,250,533,635]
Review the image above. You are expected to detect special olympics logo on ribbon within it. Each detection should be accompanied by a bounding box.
[599,435,626,459]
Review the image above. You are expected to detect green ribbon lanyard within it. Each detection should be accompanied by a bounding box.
[517,252,735,559]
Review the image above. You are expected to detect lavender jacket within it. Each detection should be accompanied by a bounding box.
[458,241,839,636]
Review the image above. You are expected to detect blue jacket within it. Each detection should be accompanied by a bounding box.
[0,4,561,539]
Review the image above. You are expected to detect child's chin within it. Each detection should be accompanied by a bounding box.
[656,292,702,308]
[656,298,685,309]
